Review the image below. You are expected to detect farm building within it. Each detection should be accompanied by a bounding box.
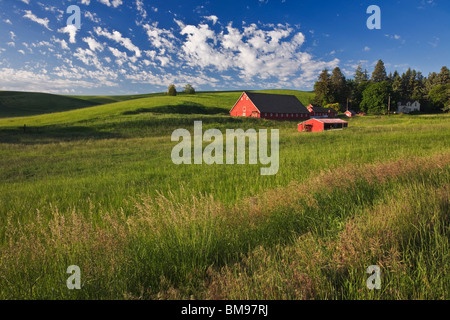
[298,118,348,132]
[306,104,338,118]
[345,110,357,117]
[398,101,420,113]
[230,91,310,120]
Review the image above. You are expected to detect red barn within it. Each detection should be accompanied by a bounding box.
[307,104,338,118]
[230,91,310,120]
[298,118,348,132]
[345,110,357,117]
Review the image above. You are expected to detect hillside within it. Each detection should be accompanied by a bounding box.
[0,90,315,128]
[0,91,101,118]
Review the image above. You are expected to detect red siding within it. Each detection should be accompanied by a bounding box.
[230,93,310,120]
[298,119,324,132]
[230,93,260,118]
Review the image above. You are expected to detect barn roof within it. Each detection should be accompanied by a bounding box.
[308,105,332,113]
[245,91,309,114]
[301,118,348,124]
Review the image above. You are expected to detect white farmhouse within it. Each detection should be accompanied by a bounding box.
[397,101,420,113]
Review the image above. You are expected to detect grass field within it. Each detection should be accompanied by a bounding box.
[0,90,448,300]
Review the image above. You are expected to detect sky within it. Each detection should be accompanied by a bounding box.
[0,0,449,95]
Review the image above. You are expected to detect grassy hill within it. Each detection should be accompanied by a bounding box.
[0,89,315,121]
[0,91,101,118]
[0,89,448,300]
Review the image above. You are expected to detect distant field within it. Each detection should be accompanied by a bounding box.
[0,90,448,300]
[0,91,99,118]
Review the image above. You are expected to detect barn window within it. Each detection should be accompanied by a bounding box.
[270,113,273,116]
[281,114,284,117]
[276,113,278,117]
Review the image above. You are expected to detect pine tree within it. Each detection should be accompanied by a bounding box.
[371,60,387,82]
[354,64,369,85]
[437,66,450,85]
[351,64,369,110]
[313,69,333,106]
[330,67,347,108]
[167,84,177,96]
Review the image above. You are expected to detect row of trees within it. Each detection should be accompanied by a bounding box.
[314,60,450,114]
[167,84,196,96]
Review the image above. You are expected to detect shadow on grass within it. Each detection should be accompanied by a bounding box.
[0,125,122,144]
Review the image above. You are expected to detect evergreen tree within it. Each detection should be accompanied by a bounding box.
[437,66,450,85]
[330,67,347,108]
[313,69,333,106]
[354,64,368,85]
[371,60,387,82]
[167,84,177,96]
[351,64,369,111]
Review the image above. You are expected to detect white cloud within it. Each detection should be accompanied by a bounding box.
[108,47,129,65]
[98,0,123,8]
[177,22,337,84]
[136,0,147,19]
[363,46,370,52]
[85,11,101,23]
[4,19,12,25]
[95,27,142,57]
[21,0,30,4]
[83,37,104,52]
[52,37,70,50]
[204,15,219,25]
[74,48,104,70]
[0,67,117,93]
[58,25,78,43]
[23,10,52,30]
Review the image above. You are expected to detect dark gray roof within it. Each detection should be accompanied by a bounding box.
[309,105,333,113]
[245,91,309,114]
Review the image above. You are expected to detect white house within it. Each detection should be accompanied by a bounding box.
[397,101,420,113]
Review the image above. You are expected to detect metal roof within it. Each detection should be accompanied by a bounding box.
[300,118,348,124]
[244,91,309,114]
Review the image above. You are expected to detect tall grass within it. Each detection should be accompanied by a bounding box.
[0,153,448,299]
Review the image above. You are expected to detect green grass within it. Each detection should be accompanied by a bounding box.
[0,91,99,118]
[0,90,448,300]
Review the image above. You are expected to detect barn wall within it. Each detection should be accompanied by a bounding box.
[230,93,260,118]
[261,113,309,120]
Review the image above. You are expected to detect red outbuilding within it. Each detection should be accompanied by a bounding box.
[307,104,338,118]
[298,118,349,132]
[345,110,357,117]
[230,91,310,120]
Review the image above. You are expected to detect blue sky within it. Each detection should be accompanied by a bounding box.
[0,0,449,95]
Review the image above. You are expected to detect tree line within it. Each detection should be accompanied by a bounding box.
[313,60,450,114]
[167,84,196,96]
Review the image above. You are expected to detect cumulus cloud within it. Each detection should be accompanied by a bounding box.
[58,25,78,43]
[0,67,117,93]
[178,22,338,84]
[23,10,52,30]
[83,37,104,52]
[95,27,142,57]
[204,15,219,25]
[98,0,123,8]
